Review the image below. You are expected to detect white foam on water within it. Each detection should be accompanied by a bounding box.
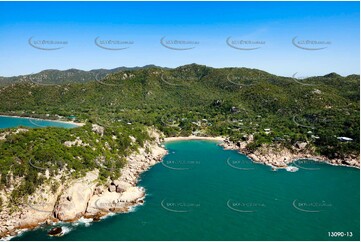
[127,205,138,213]
[52,221,66,226]
[100,212,116,220]
[127,196,146,214]
[60,226,72,236]
[73,217,93,227]
[285,166,299,172]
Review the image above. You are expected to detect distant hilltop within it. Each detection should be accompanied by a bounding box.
[0,64,167,86]
[0,63,358,86]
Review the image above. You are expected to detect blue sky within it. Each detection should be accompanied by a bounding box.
[0,1,359,77]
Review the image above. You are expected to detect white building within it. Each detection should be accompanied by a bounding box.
[337,137,353,142]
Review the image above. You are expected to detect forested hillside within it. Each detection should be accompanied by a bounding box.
[0,64,359,203]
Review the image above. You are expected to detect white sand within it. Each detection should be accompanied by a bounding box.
[164,136,224,142]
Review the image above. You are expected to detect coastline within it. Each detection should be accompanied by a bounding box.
[1,134,359,239]
[0,114,85,127]
[219,138,360,169]
[0,129,166,239]
[163,136,360,169]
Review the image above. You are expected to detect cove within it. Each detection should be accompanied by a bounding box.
[0,116,78,129]
[12,140,360,241]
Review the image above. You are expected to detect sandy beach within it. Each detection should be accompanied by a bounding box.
[0,114,85,127]
[164,136,224,142]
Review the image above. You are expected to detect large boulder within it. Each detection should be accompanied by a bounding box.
[54,172,97,221]
[112,180,132,191]
[119,187,144,203]
[92,124,104,136]
[86,190,125,215]
[85,186,145,216]
[108,185,116,193]
[294,141,307,150]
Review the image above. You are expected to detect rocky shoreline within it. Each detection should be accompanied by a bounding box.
[0,129,167,239]
[1,134,359,239]
[219,137,360,169]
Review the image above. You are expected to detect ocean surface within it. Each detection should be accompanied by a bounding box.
[11,140,360,241]
[0,116,77,129]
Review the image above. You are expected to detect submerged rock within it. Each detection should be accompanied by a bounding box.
[285,166,299,172]
[48,227,63,237]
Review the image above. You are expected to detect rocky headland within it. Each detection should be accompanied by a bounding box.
[0,127,167,239]
[220,135,360,169]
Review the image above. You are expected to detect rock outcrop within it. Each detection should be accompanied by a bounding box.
[1,130,359,239]
[63,137,89,147]
[54,171,97,221]
[219,138,360,168]
[85,130,167,217]
[0,128,167,239]
[0,182,62,238]
[91,124,104,136]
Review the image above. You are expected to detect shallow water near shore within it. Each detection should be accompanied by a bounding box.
[0,116,78,129]
[12,140,360,241]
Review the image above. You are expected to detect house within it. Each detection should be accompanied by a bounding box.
[337,137,353,142]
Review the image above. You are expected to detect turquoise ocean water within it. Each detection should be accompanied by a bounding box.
[0,116,77,129]
[9,140,360,241]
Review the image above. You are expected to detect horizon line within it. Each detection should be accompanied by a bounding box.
[1,63,359,79]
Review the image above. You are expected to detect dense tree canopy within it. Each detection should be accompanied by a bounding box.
[0,64,359,202]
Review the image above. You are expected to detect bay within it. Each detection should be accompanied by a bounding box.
[12,140,360,241]
[0,116,78,129]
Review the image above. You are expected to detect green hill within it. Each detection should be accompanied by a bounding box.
[0,65,165,86]
[0,64,359,202]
